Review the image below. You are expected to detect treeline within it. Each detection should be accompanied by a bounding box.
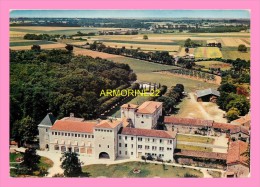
[10,49,136,142]
[23,33,59,42]
[85,41,175,65]
[189,26,249,33]
[156,84,184,115]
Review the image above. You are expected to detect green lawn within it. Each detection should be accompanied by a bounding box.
[176,134,215,144]
[10,153,53,177]
[82,161,203,178]
[176,144,213,152]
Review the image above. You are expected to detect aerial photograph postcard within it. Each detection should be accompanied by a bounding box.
[9,10,250,178]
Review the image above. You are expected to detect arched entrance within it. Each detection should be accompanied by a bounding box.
[99,152,110,159]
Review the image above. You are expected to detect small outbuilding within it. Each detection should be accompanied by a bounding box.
[195,88,220,102]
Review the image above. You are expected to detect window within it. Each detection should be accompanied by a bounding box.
[152,146,157,151]
[61,146,66,152]
[68,133,70,136]
[131,144,133,148]
[55,132,57,135]
[125,136,127,140]
[138,137,142,141]
[119,136,121,140]
[92,135,94,138]
[58,132,60,135]
[85,135,87,138]
[110,130,112,132]
[107,145,109,148]
[125,144,127,148]
[131,152,133,155]
[46,129,48,132]
[75,134,77,137]
[65,133,67,136]
[54,145,59,150]
[52,132,54,135]
[119,151,121,155]
[167,147,172,151]
[138,145,142,149]
[168,140,173,144]
[119,143,121,147]
[61,132,64,136]
[78,134,80,137]
[88,135,91,138]
[125,151,127,155]
[101,129,103,132]
[131,137,134,141]
[141,121,144,123]
[145,145,149,150]
[81,134,84,138]
[160,139,163,143]
[159,147,164,151]
[99,144,101,147]
[74,147,79,153]
[153,139,155,143]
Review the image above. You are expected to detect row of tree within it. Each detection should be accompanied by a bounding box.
[169,69,216,81]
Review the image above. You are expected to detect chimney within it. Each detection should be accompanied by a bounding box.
[70,113,74,118]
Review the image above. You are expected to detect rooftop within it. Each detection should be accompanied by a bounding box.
[230,126,250,135]
[51,120,96,133]
[212,122,237,130]
[95,119,122,129]
[39,113,56,126]
[121,103,139,109]
[120,127,176,139]
[164,116,214,127]
[231,114,251,127]
[196,88,220,98]
[136,101,162,114]
[227,140,249,166]
[175,150,227,160]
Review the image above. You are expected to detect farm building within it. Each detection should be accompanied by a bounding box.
[195,88,220,102]
[226,140,249,178]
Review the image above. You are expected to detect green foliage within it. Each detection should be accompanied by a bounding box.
[143,35,148,40]
[226,107,240,122]
[184,38,202,47]
[10,49,134,139]
[22,148,40,171]
[12,116,38,146]
[31,44,41,51]
[238,44,247,52]
[218,83,237,93]
[61,151,82,177]
[65,44,74,52]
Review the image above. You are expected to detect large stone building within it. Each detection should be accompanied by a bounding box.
[38,101,176,161]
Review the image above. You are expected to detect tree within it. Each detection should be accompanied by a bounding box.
[238,44,247,52]
[22,148,40,171]
[226,107,240,122]
[12,116,38,147]
[65,44,74,52]
[185,47,189,53]
[218,83,237,93]
[143,35,148,40]
[31,45,41,51]
[61,151,82,177]
[184,38,192,47]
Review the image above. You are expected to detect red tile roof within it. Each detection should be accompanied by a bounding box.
[175,150,227,160]
[231,114,251,127]
[164,116,213,127]
[120,127,176,139]
[230,126,250,135]
[136,101,162,114]
[121,103,139,109]
[95,119,122,129]
[213,122,237,130]
[227,140,249,166]
[51,120,96,133]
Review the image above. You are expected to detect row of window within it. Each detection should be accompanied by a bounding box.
[55,145,79,153]
[95,129,113,133]
[52,131,94,138]
[98,144,110,148]
[118,136,172,144]
[119,150,133,156]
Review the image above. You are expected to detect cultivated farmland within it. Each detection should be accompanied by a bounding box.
[194,47,222,59]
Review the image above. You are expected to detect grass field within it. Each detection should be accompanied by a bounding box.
[194,47,222,59]
[195,61,232,70]
[176,134,215,144]
[219,38,250,47]
[176,144,213,152]
[222,51,250,61]
[82,161,203,178]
